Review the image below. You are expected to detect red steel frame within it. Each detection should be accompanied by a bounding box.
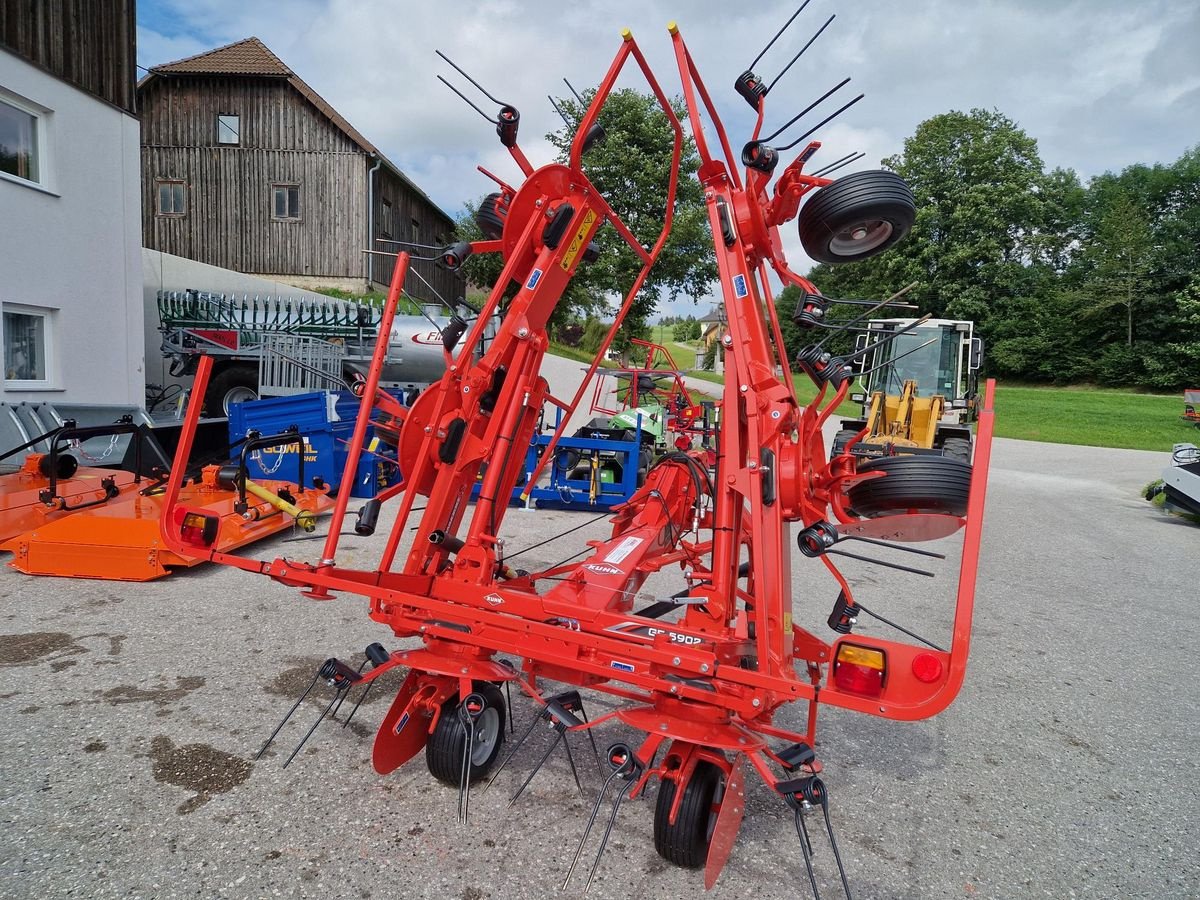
[158,23,995,882]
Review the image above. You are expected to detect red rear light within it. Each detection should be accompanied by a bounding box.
[174,508,218,547]
[833,643,886,697]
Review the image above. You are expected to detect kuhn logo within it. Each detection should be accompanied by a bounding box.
[584,563,622,576]
[484,593,504,606]
[411,331,442,345]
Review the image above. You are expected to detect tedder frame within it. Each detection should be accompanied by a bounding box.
[159,17,994,894]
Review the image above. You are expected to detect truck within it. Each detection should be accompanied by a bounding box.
[157,290,491,416]
[832,317,984,461]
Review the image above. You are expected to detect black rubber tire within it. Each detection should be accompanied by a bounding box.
[475,192,507,241]
[798,170,916,265]
[940,437,973,463]
[848,454,972,518]
[204,364,259,417]
[425,682,505,786]
[653,760,723,868]
[831,429,859,457]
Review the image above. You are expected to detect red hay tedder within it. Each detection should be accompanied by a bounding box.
[159,14,994,895]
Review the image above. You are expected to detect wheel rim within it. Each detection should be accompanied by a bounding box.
[470,707,500,765]
[223,385,258,415]
[829,218,894,256]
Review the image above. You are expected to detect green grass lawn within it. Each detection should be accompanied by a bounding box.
[993,384,1196,451]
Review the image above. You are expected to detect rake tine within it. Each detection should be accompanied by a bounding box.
[484,704,545,794]
[282,686,344,768]
[584,781,630,893]
[341,680,374,729]
[458,701,478,824]
[509,728,563,807]
[561,762,625,891]
[255,667,322,759]
[579,708,602,774]
[561,729,585,798]
[332,657,370,721]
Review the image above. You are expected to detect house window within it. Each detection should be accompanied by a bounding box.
[217,114,240,145]
[0,95,41,184]
[3,306,53,385]
[156,179,186,216]
[410,217,420,243]
[273,184,300,220]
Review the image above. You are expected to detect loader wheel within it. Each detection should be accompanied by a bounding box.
[204,364,259,417]
[798,170,915,264]
[654,759,723,868]
[940,438,973,463]
[830,429,859,457]
[848,454,972,518]
[425,682,505,786]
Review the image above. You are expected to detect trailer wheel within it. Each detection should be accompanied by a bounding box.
[653,760,723,868]
[830,429,859,457]
[204,364,259,417]
[848,455,972,518]
[940,438,973,463]
[425,682,505,786]
[798,170,915,265]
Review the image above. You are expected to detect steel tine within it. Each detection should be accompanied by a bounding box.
[795,809,822,899]
[560,729,585,798]
[332,657,370,721]
[579,708,603,774]
[282,685,344,768]
[561,765,624,891]
[484,705,546,794]
[458,704,476,823]
[583,775,631,892]
[341,680,374,729]
[509,728,563,807]
[255,667,321,759]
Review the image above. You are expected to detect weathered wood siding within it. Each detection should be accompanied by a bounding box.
[372,168,462,303]
[0,0,136,113]
[139,72,465,303]
[141,76,366,279]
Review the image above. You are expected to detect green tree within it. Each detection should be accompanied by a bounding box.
[546,88,716,351]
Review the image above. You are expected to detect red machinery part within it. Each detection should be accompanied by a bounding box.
[156,21,995,890]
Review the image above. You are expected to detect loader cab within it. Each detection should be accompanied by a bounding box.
[852,318,983,423]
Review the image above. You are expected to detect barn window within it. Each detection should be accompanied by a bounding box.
[156,179,186,216]
[273,184,301,220]
[0,94,42,185]
[410,217,420,243]
[217,114,240,145]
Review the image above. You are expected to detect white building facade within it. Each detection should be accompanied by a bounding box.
[0,44,142,406]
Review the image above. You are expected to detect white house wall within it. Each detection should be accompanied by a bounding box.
[0,48,143,406]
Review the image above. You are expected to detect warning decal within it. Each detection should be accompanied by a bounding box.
[560,209,598,272]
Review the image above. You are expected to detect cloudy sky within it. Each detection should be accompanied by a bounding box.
[138,0,1199,316]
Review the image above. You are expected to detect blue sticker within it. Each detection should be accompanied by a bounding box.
[526,268,543,290]
[610,660,635,673]
[393,711,410,736]
[733,273,748,299]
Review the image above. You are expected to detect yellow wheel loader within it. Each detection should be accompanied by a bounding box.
[832,318,983,462]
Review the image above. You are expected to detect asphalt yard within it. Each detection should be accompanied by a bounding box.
[1,423,1196,899]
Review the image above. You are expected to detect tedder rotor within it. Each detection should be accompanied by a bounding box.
[159,13,994,895]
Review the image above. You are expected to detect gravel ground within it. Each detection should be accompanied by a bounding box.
[1,383,1197,899]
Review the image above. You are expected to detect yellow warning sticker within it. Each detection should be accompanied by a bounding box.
[559,209,598,272]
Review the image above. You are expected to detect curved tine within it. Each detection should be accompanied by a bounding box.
[795,809,822,900]
[436,74,497,124]
[820,795,854,900]
[748,0,813,71]
[561,764,625,891]
[458,704,476,823]
[435,50,510,107]
[508,729,562,807]
[583,775,632,893]
[255,668,321,759]
[484,706,545,794]
[283,688,342,768]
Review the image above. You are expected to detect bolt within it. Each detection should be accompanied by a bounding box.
[463,385,470,393]
[517,327,529,338]
[424,426,432,434]
[700,664,710,673]
[419,626,427,633]
[722,334,732,346]
[659,724,668,731]
[670,685,678,694]
[535,199,543,207]
[748,461,758,470]
[462,667,469,674]
[740,384,748,392]
[771,410,781,419]
[738,737,746,744]
[672,656,681,666]
[752,697,761,707]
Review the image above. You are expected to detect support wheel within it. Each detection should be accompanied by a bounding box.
[425,682,505,786]
[204,364,259,417]
[798,170,916,264]
[848,454,972,518]
[475,192,507,241]
[940,437,973,463]
[654,760,723,868]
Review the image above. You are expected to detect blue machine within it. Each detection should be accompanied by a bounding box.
[519,411,650,510]
[227,391,400,497]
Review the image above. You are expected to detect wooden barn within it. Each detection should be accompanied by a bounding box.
[137,37,463,303]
